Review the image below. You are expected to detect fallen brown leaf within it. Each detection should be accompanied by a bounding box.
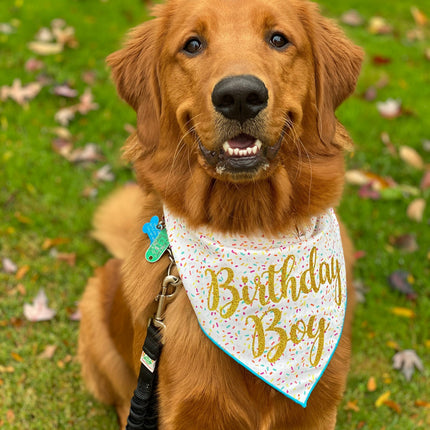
[368,17,392,35]
[377,98,402,119]
[25,58,45,72]
[0,79,42,105]
[390,234,418,253]
[93,164,115,182]
[54,84,78,98]
[420,171,430,190]
[399,146,424,169]
[39,345,57,359]
[28,41,63,55]
[42,237,70,250]
[2,257,17,274]
[383,399,401,414]
[14,212,32,224]
[407,198,426,222]
[15,265,29,280]
[23,289,56,322]
[6,410,15,424]
[11,352,24,362]
[415,400,430,408]
[411,6,428,26]
[56,252,76,266]
[52,137,73,157]
[341,10,364,27]
[344,399,360,412]
[393,349,423,381]
[35,27,53,42]
[381,132,397,156]
[0,23,15,34]
[68,143,103,164]
[81,186,98,199]
[367,376,377,392]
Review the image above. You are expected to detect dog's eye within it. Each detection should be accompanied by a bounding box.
[183,37,203,55]
[269,33,289,50]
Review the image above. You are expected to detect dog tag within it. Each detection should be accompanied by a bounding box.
[142,216,161,244]
[145,228,170,263]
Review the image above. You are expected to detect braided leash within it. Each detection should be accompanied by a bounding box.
[126,256,182,430]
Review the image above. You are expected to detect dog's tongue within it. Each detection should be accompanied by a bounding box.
[228,133,255,149]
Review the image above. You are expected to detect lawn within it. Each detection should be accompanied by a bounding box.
[0,0,429,429]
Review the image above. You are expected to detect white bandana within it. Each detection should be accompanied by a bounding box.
[164,208,347,407]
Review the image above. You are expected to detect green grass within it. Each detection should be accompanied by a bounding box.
[0,0,429,428]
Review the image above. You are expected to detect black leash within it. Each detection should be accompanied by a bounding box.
[126,322,162,430]
[125,263,181,430]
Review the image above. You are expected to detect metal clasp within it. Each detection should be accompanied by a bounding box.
[153,274,182,329]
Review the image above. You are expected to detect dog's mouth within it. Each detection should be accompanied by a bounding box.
[199,132,283,178]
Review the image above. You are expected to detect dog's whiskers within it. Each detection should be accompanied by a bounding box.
[165,116,202,194]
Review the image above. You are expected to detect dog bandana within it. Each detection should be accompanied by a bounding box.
[163,207,347,407]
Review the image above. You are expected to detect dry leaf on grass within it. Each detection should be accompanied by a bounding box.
[415,400,430,408]
[25,58,45,72]
[393,349,423,381]
[42,237,70,250]
[344,400,360,412]
[407,198,426,222]
[23,289,56,322]
[390,307,415,319]
[390,234,418,253]
[377,98,402,119]
[375,391,391,407]
[39,345,57,359]
[387,270,417,300]
[53,84,78,98]
[28,41,63,55]
[2,257,17,274]
[0,23,15,34]
[35,27,54,42]
[54,88,98,125]
[367,376,377,392]
[411,6,428,26]
[93,164,115,182]
[67,143,103,164]
[399,146,424,169]
[341,10,364,27]
[383,399,401,414]
[368,17,392,35]
[0,79,42,105]
[420,171,430,190]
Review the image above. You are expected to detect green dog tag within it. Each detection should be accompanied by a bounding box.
[145,228,170,263]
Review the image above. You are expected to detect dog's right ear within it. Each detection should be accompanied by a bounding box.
[107,19,161,152]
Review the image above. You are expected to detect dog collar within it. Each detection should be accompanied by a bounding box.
[164,207,347,407]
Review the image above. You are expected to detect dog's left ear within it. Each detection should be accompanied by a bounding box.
[301,3,364,146]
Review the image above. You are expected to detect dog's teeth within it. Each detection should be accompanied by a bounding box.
[234,148,240,155]
[239,149,246,156]
[223,142,230,152]
[252,146,258,154]
[228,148,234,156]
[256,140,262,149]
[246,147,253,155]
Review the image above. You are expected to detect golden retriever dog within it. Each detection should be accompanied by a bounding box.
[78,0,363,428]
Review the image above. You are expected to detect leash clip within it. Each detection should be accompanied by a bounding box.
[153,274,182,329]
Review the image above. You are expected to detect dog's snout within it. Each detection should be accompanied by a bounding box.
[212,75,268,124]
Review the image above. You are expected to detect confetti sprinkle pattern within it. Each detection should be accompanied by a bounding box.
[164,208,347,407]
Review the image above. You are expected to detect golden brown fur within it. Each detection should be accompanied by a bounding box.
[79,0,363,428]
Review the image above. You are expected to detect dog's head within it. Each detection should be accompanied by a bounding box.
[108,0,363,233]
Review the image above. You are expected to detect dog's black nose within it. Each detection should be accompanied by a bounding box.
[211,75,268,124]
